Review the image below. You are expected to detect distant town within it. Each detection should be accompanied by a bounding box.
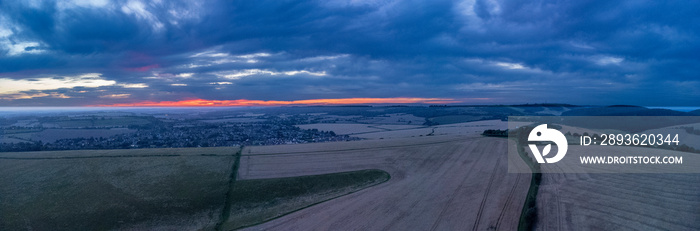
[0,110,360,152]
[3,105,699,152]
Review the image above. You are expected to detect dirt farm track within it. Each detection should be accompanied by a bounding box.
[238,136,531,230]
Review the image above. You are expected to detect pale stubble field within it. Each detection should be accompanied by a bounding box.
[534,145,700,230]
[238,136,531,230]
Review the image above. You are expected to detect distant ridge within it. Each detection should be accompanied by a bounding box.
[300,105,373,107]
[606,105,645,108]
[429,103,579,108]
[511,103,580,107]
[563,106,692,116]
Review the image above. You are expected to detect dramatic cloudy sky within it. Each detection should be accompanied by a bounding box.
[0,0,698,106]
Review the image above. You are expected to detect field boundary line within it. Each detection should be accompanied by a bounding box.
[241,138,469,156]
[214,145,244,231]
[516,137,541,231]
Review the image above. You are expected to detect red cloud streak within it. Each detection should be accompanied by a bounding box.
[92,97,468,107]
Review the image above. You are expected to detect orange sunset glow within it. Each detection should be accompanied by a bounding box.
[92,97,466,107]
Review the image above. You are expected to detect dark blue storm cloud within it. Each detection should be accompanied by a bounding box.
[0,0,698,106]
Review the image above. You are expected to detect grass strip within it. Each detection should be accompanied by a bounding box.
[220,169,390,230]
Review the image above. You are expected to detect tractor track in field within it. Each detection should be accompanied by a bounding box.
[472,158,501,231]
[496,173,522,230]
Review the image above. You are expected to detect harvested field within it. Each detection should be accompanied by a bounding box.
[429,115,485,124]
[534,145,700,230]
[297,120,505,139]
[352,120,506,139]
[356,113,425,125]
[534,107,572,116]
[536,172,700,230]
[643,123,700,150]
[372,124,424,130]
[239,136,531,230]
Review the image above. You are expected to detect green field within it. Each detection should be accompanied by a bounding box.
[0,154,233,230]
[0,148,389,230]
